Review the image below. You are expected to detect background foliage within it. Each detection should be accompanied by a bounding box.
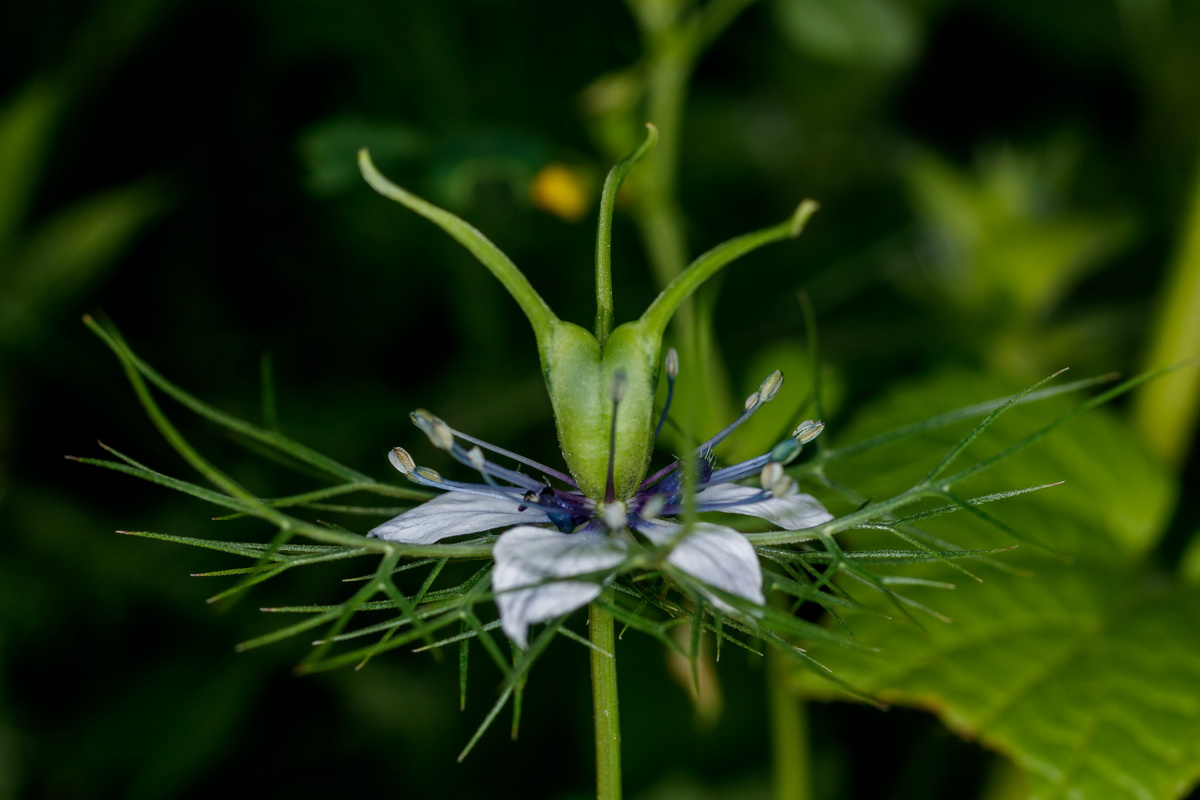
[2,0,1198,798]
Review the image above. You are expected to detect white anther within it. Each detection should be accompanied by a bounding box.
[743,391,761,412]
[602,500,627,532]
[760,462,785,491]
[467,446,486,472]
[388,447,416,475]
[639,494,666,522]
[665,348,679,378]
[792,419,825,444]
[770,475,798,498]
[411,409,455,451]
[758,370,784,403]
[760,462,798,498]
[415,466,443,483]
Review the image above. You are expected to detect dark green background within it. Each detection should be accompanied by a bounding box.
[2,1,1197,797]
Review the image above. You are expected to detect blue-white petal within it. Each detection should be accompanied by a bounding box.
[368,491,550,544]
[492,526,628,648]
[638,521,765,615]
[697,483,832,531]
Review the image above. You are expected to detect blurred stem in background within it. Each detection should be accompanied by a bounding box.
[593,3,823,797]
[622,0,757,439]
[768,611,812,800]
[1132,143,1200,471]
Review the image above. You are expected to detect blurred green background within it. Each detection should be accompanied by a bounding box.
[2,0,1198,798]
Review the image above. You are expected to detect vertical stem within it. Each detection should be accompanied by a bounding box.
[590,592,622,800]
[767,644,812,800]
[596,125,660,345]
[1131,144,1200,468]
[631,8,747,440]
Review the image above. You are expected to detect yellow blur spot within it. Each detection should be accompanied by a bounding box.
[530,164,592,222]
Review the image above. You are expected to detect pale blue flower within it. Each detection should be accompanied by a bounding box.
[370,357,831,647]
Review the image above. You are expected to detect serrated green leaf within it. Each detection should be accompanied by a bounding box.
[793,368,1196,799]
[795,561,1200,800]
[827,369,1174,557]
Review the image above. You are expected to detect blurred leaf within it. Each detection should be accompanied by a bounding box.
[900,145,1137,374]
[828,369,1173,557]
[1181,530,1200,585]
[0,82,61,254]
[793,369,1199,799]
[771,0,919,69]
[0,181,164,344]
[1131,146,1200,467]
[66,657,260,800]
[299,117,429,196]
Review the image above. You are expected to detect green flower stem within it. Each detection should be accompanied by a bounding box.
[768,643,812,800]
[1132,146,1200,468]
[627,0,760,437]
[589,591,622,800]
[595,124,659,345]
[640,201,819,338]
[358,149,559,340]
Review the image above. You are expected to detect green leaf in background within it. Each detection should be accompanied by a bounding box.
[900,146,1137,375]
[792,369,1200,799]
[0,181,164,345]
[904,146,1132,318]
[298,117,429,196]
[823,369,1173,558]
[0,83,59,255]
[796,560,1200,800]
[771,0,919,69]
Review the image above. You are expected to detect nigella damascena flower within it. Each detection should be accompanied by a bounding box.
[369,353,831,647]
[358,124,826,647]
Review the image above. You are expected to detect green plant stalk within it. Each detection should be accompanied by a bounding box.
[596,124,659,344]
[768,644,812,800]
[590,590,622,800]
[1132,146,1200,468]
[633,1,744,438]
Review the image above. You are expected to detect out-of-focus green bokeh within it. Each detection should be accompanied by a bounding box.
[2,1,1197,798]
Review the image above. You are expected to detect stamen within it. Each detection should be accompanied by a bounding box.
[449,427,577,487]
[653,348,678,442]
[602,500,627,532]
[409,407,569,489]
[404,463,532,503]
[605,369,626,502]
[760,462,784,490]
[411,409,455,451]
[465,445,503,487]
[759,370,784,402]
[639,367,788,492]
[793,419,824,444]
[760,462,798,498]
[610,369,627,404]
[415,466,443,482]
[769,438,800,464]
[638,493,666,522]
[773,476,798,498]
[706,417,823,485]
[698,368,785,455]
[388,447,416,475]
[517,489,539,511]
